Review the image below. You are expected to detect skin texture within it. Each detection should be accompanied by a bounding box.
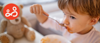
[30,4,49,23]
[62,5,99,34]
[0,4,35,43]
[30,4,99,34]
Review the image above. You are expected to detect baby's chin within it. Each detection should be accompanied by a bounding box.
[40,35,71,43]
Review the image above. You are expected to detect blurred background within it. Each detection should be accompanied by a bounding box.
[0,0,100,36]
[0,0,63,36]
[0,0,57,5]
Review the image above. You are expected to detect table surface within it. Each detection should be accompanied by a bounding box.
[14,27,44,43]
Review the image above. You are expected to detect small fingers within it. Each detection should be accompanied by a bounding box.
[43,11,49,16]
[30,4,49,16]
[30,6,34,13]
[31,4,42,15]
[39,5,43,15]
[36,5,40,15]
[33,5,36,14]
[39,5,49,16]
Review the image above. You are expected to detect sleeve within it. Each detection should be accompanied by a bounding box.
[40,17,66,32]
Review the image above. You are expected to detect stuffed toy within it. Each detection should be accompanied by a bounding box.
[0,3,35,43]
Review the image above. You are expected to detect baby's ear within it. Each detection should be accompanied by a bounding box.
[0,5,2,11]
[19,4,23,9]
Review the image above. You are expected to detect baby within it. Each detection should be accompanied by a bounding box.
[30,0,100,43]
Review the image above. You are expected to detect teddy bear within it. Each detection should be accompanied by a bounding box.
[0,3,35,43]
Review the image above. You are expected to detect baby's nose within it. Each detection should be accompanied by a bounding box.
[63,19,69,25]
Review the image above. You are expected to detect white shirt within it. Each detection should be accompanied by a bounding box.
[41,17,100,43]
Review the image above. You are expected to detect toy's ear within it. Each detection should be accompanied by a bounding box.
[19,4,23,9]
[0,5,2,11]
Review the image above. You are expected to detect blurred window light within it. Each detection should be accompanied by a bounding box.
[0,0,57,5]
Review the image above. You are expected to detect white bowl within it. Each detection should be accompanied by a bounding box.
[40,34,71,43]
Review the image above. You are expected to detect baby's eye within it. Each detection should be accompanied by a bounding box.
[70,16,76,19]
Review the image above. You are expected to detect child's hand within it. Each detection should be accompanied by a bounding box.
[30,4,49,16]
[30,4,49,23]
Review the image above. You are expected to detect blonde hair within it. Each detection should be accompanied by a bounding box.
[58,0,100,22]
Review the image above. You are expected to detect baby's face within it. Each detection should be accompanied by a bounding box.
[62,8,92,34]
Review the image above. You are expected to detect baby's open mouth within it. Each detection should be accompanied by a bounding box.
[54,20,73,33]
[57,23,73,33]
[65,26,73,33]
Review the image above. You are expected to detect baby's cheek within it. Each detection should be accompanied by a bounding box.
[71,25,81,32]
[74,26,84,32]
